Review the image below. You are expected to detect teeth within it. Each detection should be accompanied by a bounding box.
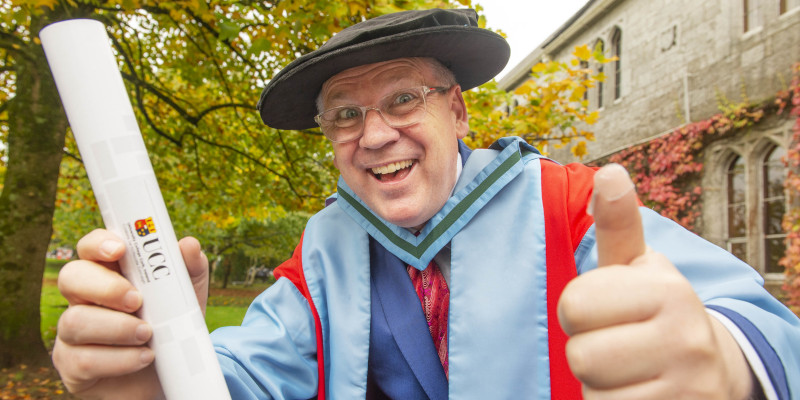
[371,160,413,175]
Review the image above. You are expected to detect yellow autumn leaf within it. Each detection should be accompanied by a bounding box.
[514,83,533,96]
[531,62,547,74]
[584,110,600,125]
[573,44,591,61]
[349,1,366,15]
[570,86,586,102]
[571,141,588,159]
[29,0,58,10]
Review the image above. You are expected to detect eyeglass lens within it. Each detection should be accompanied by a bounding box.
[316,86,435,143]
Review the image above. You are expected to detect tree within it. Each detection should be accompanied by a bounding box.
[0,0,465,368]
[464,44,611,159]
[0,1,73,367]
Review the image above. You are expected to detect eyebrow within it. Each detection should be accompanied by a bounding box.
[324,73,423,106]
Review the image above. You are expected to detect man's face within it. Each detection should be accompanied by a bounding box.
[319,58,469,230]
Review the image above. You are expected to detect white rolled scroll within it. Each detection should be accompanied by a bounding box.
[40,19,231,400]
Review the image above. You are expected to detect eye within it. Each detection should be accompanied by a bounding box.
[336,107,361,120]
[393,92,416,104]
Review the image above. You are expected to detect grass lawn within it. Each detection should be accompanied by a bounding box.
[36,273,253,396]
[40,260,262,343]
[23,260,263,398]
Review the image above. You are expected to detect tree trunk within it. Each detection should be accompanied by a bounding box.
[0,25,68,367]
[222,257,232,289]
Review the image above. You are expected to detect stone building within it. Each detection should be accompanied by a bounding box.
[498,0,800,289]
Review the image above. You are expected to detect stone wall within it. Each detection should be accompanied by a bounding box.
[501,0,800,164]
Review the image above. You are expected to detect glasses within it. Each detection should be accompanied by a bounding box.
[314,85,451,143]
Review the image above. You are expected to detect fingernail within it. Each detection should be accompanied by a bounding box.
[588,164,635,216]
[124,290,142,310]
[135,323,152,342]
[140,348,155,364]
[100,240,123,257]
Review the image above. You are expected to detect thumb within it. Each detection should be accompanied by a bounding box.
[178,236,210,314]
[590,163,647,267]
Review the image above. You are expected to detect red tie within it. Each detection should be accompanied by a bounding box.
[407,260,449,378]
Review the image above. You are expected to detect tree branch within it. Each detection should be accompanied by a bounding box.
[191,134,209,190]
[0,31,35,63]
[186,127,309,200]
[134,84,182,146]
[63,149,83,163]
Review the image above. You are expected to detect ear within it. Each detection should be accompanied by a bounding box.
[449,85,469,139]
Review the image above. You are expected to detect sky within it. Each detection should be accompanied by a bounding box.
[475,0,591,80]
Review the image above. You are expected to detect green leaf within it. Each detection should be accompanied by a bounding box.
[219,21,241,42]
[250,37,272,55]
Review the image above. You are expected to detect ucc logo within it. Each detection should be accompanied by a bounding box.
[135,217,156,237]
[134,217,170,281]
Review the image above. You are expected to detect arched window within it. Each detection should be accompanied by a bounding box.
[727,156,747,261]
[762,145,787,274]
[611,28,622,101]
[595,39,605,108]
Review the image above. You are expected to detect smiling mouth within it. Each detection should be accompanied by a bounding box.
[371,160,414,181]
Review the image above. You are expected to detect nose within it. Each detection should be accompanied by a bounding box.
[359,108,400,149]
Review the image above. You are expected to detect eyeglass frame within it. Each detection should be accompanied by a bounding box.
[313,85,453,143]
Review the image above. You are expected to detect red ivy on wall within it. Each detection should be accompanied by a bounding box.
[604,105,763,230]
[778,64,800,314]
[602,64,800,313]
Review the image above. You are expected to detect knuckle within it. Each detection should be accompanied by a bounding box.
[70,350,97,380]
[678,324,715,358]
[558,286,589,328]
[51,340,98,395]
[57,307,84,343]
[51,338,66,368]
[56,262,79,292]
[101,279,131,305]
[565,337,591,380]
[75,228,105,255]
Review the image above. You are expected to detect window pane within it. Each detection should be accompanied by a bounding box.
[596,40,604,108]
[729,203,747,237]
[762,146,787,274]
[580,60,589,102]
[730,242,748,262]
[728,156,747,238]
[728,157,746,203]
[764,199,785,235]
[613,29,622,100]
[765,238,786,274]
[764,146,786,198]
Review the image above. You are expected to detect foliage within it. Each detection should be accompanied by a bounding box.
[14,0,472,261]
[602,102,764,230]
[196,210,309,288]
[464,44,609,158]
[779,63,800,314]
[0,0,472,368]
[0,0,473,247]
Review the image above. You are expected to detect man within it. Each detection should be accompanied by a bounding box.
[53,8,799,399]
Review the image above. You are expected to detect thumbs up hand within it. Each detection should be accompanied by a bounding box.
[557,164,755,399]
